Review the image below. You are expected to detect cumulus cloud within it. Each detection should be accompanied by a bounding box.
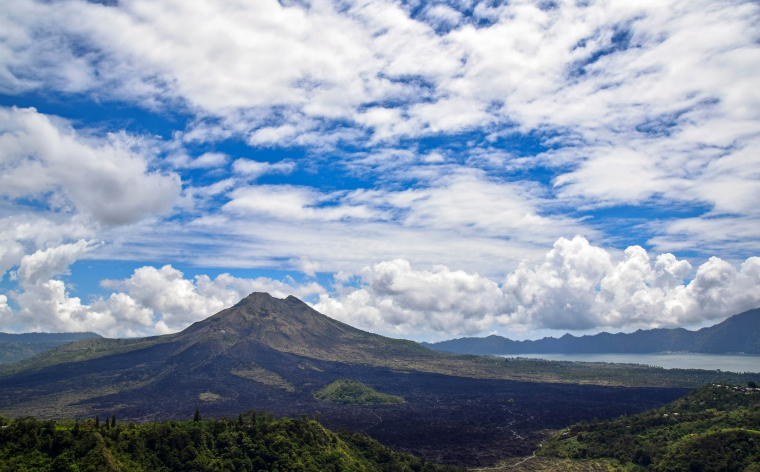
[316,237,760,336]
[7,240,147,335]
[0,106,182,225]
[0,214,95,280]
[508,238,760,331]
[4,249,327,336]
[0,295,11,324]
[314,259,508,335]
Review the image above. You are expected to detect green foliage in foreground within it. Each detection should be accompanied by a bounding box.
[540,383,760,471]
[0,411,460,472]
[313,379,405,406]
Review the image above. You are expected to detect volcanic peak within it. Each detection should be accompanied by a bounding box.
[175,292,417,362]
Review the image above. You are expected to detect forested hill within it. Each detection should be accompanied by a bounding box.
[423,308,760,355]
[0,332,102,343]
[538,382,760,471]
[0,332,102,364]
[0,411,462,472]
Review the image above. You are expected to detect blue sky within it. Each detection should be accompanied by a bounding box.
[1,0,759,340]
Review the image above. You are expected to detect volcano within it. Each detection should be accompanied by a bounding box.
[0,293,697,466]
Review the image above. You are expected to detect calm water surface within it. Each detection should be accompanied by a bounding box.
[499,353,760,373]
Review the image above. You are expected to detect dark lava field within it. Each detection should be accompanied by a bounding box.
[42,359,687,467]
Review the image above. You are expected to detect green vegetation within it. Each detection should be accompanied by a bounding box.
[0,333,103,364]
[313,379,405,406]
[539,383,760,471]
[0,343,65,364]
[0,411,461,472]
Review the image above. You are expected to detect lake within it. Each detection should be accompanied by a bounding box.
[498,352,760,373]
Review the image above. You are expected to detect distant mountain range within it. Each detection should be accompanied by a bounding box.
[422,308,760,355]
[0,332,102,363]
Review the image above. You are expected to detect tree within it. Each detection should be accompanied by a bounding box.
[238,413,244,425]
[748,381,758,388]
[95,416,100,429]
[194,409,201,422]
[112,415,116,428]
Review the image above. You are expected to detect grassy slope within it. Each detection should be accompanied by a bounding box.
[536,383,760,471]
[313,379,404,405]
[0,336,166,377]
[0,342,66,364]
[0,412,462,472]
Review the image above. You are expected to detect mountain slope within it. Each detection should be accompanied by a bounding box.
[0,332,102,364]
[0,332,102,343]
[537,383,760,471]
[423,308,760,355]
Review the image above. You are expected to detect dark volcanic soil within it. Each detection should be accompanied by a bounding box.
[15,349,685,467]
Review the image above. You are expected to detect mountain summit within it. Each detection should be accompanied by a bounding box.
[175,292,427,362]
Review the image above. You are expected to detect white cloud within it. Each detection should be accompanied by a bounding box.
[316,236,760,336]
[4,244,327,335]
[0,106,182,225]
[16,239,100,286]
[424,5,463,29]
[0,0,758,259]
[11,278,162,337]
[0,295,11,324]
[171,152,229,169]
[505,236,760,331]
[232,158,296,179]
[224,185,381,221]
[0,214,95,280]
[295,258,321,278]
[6,240,155,336]
[315,259,508,335]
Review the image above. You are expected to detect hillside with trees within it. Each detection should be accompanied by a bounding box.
[313,379,405,405]
[536,383,760,471]
[0,332,101,364]
[0,411,462,472]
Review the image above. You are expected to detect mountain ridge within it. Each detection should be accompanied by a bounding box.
[0,332,102,343]
[422,308,760,355]
[0,332,103,364]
